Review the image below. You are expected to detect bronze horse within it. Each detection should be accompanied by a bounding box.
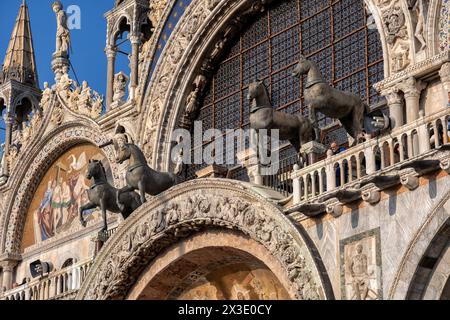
[115,142,177,204]
[79,160,142,232]
[248,80,314,152]
[292,56,368,144]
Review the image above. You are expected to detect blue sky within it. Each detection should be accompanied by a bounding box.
[0,0,132,143]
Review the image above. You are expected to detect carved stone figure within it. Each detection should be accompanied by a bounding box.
[113,72,129,105]
[292,56,367,144]
[91,92,104,118]
[349,244,370,300]
[52,1,71,56]
[413,0,427,51]
[79,160,142,232]
[41,82,53,110]
[69,86,81,111]
[248,80,314,152]
[111,138,177,204]
[149,0,168,31]
[78,81,91,114]
[207,0,221,10]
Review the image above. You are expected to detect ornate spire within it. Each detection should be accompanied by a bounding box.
[0,0,39,88]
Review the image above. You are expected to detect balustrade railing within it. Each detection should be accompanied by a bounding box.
[0,259,93,301]
[291,108,450,205]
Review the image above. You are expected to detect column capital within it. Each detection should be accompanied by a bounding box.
[129,35,141,45]
[399,77,426,98]
[105,46,117,58]
[381,87,403,105]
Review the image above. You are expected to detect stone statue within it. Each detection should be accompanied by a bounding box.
[41,82,53,110]
[349,244,372,300]
[149,0,168,31]
[413,0,427,51]
[102,135,177,204]
[292,56,367,144]
[80,160,142,232]
[248,80,314,152]
[78,81,91,113]
[91,91,104,118]
[113,72,129,105]
[52,1,71,57]
[69,85,81,111]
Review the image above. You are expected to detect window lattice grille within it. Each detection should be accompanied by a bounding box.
[183,0,384,181]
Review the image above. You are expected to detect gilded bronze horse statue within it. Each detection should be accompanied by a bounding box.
[248,80,314,152]
[292,56,368,144]
[115,142,177,204]
[80,160,142,232]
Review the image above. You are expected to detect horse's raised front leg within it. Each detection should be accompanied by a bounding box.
[116,185,135,212]
[79,202,97,227]
[138,179,146,204]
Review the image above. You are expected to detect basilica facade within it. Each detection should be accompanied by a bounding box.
[0,0,449,300]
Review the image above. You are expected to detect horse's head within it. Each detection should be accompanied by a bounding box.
[247,81,265,102]
[86,160,103,180]
[292,55,311,78]
[115,143,132,164]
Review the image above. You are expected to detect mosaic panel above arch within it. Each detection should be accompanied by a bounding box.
[20,144,112,251]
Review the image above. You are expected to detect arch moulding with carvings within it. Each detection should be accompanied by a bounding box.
[0,123,119,255]
[76,179,334,300]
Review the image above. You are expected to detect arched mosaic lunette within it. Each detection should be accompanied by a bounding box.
[77,179,334,300]
[0,124,118,255]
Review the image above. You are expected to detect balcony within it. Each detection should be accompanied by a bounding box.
[283,107,450,217]
[0,227,119,300]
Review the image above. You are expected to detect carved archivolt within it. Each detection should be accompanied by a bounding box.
[77,179,331,300]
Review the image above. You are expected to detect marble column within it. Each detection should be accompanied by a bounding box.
[399,77,426,124]
[1,263,14,291]
[237,148,263,185]
[325,149,336,190]
[105,46,117,109]
[129,35,141,100]
[1,112,14,178]
[382,87,404,129]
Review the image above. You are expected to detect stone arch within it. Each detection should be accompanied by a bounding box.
[388,188,450,299]
[11,92,40,112]
[127,230,297,300]
[137,0,388,171]
[109,15,132,47]
[0,123,119,255]
[426,0,445,56]
[77,179,334,300]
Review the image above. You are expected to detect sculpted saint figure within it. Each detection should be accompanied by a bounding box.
[52,1,71,56]
[113,72,129,104]
[349,244,372,300]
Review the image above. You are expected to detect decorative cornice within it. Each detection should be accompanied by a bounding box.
[374,51,450,92]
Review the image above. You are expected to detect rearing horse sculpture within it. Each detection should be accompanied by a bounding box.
[115,142,177,204]
[292,56,368,144]
[79,160,142,232]
[248,80,314,152]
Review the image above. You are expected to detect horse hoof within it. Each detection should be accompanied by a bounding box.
[80,219,87,227]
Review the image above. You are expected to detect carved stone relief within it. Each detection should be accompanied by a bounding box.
[379,1,411,73]
[340,228,383,300]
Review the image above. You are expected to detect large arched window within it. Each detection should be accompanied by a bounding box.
[183,0,384,181]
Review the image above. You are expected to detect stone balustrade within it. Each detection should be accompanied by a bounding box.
[0,259,93,301]
[290,107,450,213]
